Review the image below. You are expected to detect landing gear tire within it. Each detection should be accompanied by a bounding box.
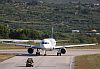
[44,54,47,56]
[31,65,33,67]
[36,52,40,56]
[57,53,61,56]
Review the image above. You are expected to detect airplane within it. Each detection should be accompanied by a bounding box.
[16,38,97,56]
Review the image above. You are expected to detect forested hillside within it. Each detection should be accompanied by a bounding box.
[42,0,99,4]
[0,0,100,43]
[0,0,100,32]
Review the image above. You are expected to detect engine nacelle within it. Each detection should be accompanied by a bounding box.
[27,48,33,54]
[61,48,66,54]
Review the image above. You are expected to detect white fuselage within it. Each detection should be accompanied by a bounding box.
[40,38,56,50]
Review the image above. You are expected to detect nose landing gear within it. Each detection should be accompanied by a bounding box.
[44,50,47,56]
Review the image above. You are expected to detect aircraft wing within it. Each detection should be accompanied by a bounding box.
[0,39,34,43]
[15,44,42,49]
[54,43,97,49]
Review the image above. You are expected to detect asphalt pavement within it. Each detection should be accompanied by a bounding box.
[0,49,100,69]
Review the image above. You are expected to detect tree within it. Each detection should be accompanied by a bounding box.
[0,24,10,38]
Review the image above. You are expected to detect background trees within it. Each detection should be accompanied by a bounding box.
[0,24,10,38]
[0,0,100,44]
[0,25,99,44]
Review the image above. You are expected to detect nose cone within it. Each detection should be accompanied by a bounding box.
[43,44,50,49]
[41,39,52,49]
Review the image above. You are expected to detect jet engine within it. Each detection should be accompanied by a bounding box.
[61,48,66,54]
[27,48,33,54]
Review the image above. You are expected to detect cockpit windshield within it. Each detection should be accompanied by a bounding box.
[41,42,49,44]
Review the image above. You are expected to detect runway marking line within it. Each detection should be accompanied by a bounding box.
[33,56,45,68]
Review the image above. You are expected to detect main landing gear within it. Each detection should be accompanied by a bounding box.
[57,49,61,56]
[57,52,61,56]
[36,49,40,56]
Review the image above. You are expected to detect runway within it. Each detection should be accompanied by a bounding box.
[0,49,100,69]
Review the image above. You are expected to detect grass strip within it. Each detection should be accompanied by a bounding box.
[67,44,100,49]
[75,54,100,69]
[0,44,25,50]
[0,53,15,62]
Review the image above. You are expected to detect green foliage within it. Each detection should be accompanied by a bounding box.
[0,1,100,32]
[9,29,41,39]
[0,25,100,43]
[0,0,100,43]
[0,24,10,38]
